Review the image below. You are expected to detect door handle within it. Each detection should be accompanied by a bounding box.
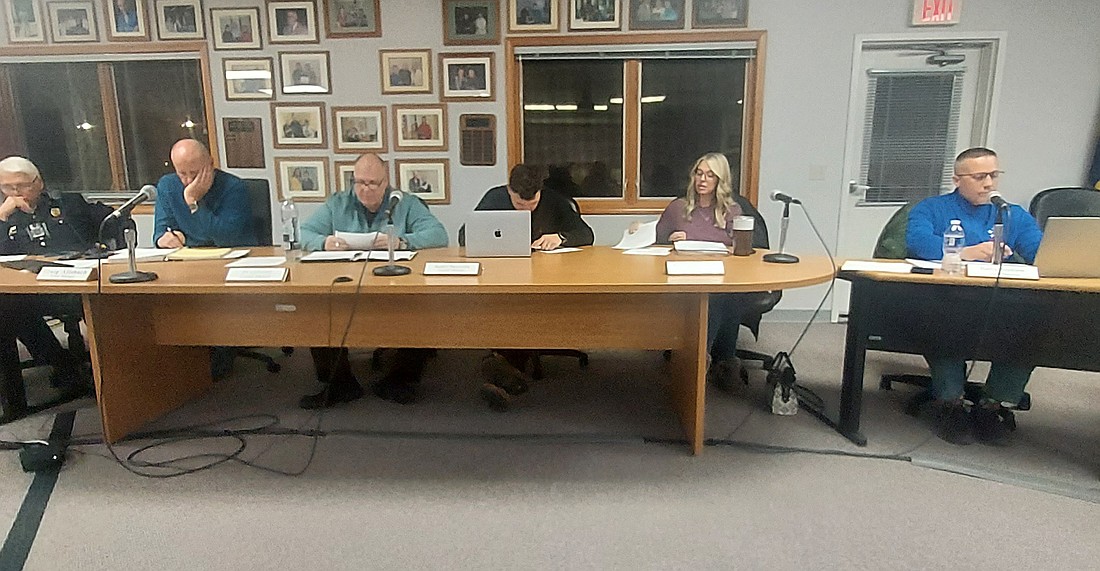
[848,180,869,195]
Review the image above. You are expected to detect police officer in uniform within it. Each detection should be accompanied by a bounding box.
[0,156,118,421]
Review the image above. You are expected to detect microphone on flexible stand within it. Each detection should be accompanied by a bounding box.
[762,190,801,264]
[373,191,411,276]
[105,185,159,284]
[988,191,1009,265]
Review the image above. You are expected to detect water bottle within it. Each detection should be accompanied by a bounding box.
[280,197,299,253]
[942,219,965,275]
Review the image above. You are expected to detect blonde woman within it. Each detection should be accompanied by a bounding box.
[655,152,760,389]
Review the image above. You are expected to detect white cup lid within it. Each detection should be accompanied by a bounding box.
[732,216,754,231]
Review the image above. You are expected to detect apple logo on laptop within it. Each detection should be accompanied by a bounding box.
[494,229,502,238]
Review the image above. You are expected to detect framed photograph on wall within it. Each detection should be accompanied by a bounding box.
[155,0,204,40]
[395,159,450,205]
[379,49,432,95]
[47,1,98,42]
[442,0,498,45]
[279,51,331,95]
[223,58,275,100]
[268,0,318,44]
[271,102,327,149]
[323,0,380,38]
[508,0,557,32]
[332,106,387,154]
[569,0,620,31]
[211,7,261,50]
[275,157,329,202]
[691,0,747,28]
[393,104,448,152]
[439,53,493,102]
[5,0,46,43]
[628,0,684,30]
[106,0,149,40]
[333,159,357,193]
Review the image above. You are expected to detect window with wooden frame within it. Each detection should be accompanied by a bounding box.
[0,43,217,194]
[505,31,765,214]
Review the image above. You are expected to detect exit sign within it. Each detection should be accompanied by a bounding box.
[912,0,961,26]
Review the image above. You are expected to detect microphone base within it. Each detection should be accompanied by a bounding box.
[373,264,411,277]
[109,270,158,284]
[762,253,800,264]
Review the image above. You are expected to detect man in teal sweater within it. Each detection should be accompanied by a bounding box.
[906,147,1043,446]
[299,153,448,408]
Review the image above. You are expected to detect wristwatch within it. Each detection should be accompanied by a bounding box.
[187,202,199,214]
[557,233,566,245]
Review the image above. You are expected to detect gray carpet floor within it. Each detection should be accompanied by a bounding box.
[2,322,1099,569]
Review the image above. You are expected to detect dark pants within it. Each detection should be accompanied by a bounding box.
[0,294,84,417]
[310,347,432,388]
[707,293,755,361]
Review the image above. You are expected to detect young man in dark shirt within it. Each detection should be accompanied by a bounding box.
[460,164,595,411]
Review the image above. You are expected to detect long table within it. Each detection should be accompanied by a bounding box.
[836,269,1100,445]
[5,247,834,455]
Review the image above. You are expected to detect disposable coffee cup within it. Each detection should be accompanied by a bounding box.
[732,216,754,256]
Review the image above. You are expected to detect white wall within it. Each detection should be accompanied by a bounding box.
[7,0,1100,308]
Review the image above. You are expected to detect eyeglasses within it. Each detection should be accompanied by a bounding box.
[0,176,38,194]
[693,169,718,182]
[955,170,1004,182]
[353,178,385,189]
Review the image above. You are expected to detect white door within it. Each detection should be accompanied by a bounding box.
[832,39,1000,321]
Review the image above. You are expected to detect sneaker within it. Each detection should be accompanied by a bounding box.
[480,353,530,397]
[936,400,974,445]
[707,357,742,393]
[370,375,419,405]
[971,405,1012,446]
[299,381,364,409]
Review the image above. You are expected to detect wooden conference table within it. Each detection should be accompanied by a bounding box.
[9,247,833,455]
[837,268,1100,446]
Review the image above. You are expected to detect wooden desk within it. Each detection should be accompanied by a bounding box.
[836,269,1100,445]
[80,247,835,454]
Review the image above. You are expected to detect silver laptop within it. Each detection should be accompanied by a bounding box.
[1033,217,1100,278]
[464,210,532,257]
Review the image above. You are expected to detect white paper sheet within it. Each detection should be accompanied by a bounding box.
[623,247,671,256]
[0,254,27,262]
[335,231,381,250]
[364,250,417,261]
[905,258,941,270]
[840,260,913,273]
[226,256,287,268]
[673,240,729,254]
[106,248,176,263]
[538,247,583,254]
[613,221,657,250]
[300,250,362,262]
[223,249,250,259]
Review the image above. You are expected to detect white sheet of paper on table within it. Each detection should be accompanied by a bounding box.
[613,221,657,250]
[840,260,913,273]
[538,247,582,254]
[226,256,287,268]
[623,247,671,256]
[673,240,729,254]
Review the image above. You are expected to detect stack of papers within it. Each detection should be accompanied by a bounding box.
[673,240,729,254]
[300,250,417,262]
[334,231,381,250]
[613,221,657,250]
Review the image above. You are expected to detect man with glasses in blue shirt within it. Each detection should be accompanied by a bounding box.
[906,147,1043,446]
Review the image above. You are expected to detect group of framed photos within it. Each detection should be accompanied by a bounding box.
[224,49,493,102]
[274,157,450,205]
[269,102,451,205]
[505,0,747,32]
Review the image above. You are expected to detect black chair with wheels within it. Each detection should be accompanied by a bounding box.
[232,179,291,374]
[1027,186,1100,230]
[872,202,1030,426]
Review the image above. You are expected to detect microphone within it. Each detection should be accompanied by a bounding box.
[383,191,402,218]
[106,185,157,220]
[770,190,801,205]
[988,192,1010,209]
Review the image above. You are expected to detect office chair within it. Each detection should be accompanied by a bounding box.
[1027,187,1100,230]
[872,202,1029,426]
[232,179,290,374]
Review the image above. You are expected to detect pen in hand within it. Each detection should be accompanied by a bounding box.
[165,226,186,247]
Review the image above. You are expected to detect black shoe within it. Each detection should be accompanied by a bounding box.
[480,383,511,412]
[971,405,1012,446]
[299,381,364,409]
[370,375,420,405]
[707,357,742,393]
[49,362,93,395]
[480,354,529,396]
[936,400,974,445]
